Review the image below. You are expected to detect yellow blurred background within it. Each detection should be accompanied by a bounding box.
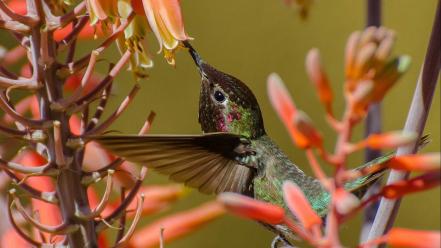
[98,0,440,247]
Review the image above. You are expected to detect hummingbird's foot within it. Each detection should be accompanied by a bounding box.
[271,235,295,248]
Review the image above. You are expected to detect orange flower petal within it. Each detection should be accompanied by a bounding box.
[267,73,297,125]
[267,73,311,148]
[129,201,224,248]
[3,95,39,124]
[69,115,82,135]
[6,0,27,15]
[156,0,188,41]
[126,184,185,216]
[54,22,99,41]
[365,131,417,149]
[218,192,285,225]
[142,0,164,52]
[386,153,440,172]
[98,233,110,248]
[14,150,63,241]
[333,188,359,215]
[131,0,145,15]
[283,181,322,230]
[387,228,440,248]
[306,48,333,115]
[293,111,323,148]
[381,171,440,199]
[1,228,31,248]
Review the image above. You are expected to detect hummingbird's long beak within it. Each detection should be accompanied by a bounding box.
[182,41,203,71]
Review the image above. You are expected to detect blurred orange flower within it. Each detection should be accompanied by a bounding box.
[360,228,441,248]
[218,192,285,225]
[283,181,322,230]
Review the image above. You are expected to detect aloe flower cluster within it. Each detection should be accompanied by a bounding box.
[0,0,223,247]
[218,26,440,247]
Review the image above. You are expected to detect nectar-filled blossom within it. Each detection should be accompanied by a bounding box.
[117,0,153,78]
[86,0,119,24]
[138,0,191,65]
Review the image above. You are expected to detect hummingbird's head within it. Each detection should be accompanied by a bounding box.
[184,42,266,138]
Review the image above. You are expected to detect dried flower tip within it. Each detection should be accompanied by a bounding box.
[283,181,322,230]
[218,192,285,224]
[283,0,313,20]
[305,48,333,115]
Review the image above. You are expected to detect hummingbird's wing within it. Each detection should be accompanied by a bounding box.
[95,133,256,195]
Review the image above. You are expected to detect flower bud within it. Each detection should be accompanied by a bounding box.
[364,131,417,149]
[218,192,285,224]
[293,110,323,149]
[283,181,322,230]
[306,48,333,115]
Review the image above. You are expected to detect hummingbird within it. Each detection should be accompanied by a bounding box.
[95,42,386,246]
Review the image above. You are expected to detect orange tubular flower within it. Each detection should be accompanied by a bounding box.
[282,182,322,230]
[218,192,285,225]
[306,48,333,116]
[293,111,323,149]
[129,201,225,248]
[86,0,119,24]
[380,171,440,199]
[360,228,441,248]
[267,73,322,149]
[364,131,417,149]
[347,131,418,151]
[139,0,191,64]
[1,228,30,248]
[384,228,440,248]
[126,184,186,216]
[385,153,440,172]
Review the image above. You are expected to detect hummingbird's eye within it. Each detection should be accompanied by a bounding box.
[213,90,226,103]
